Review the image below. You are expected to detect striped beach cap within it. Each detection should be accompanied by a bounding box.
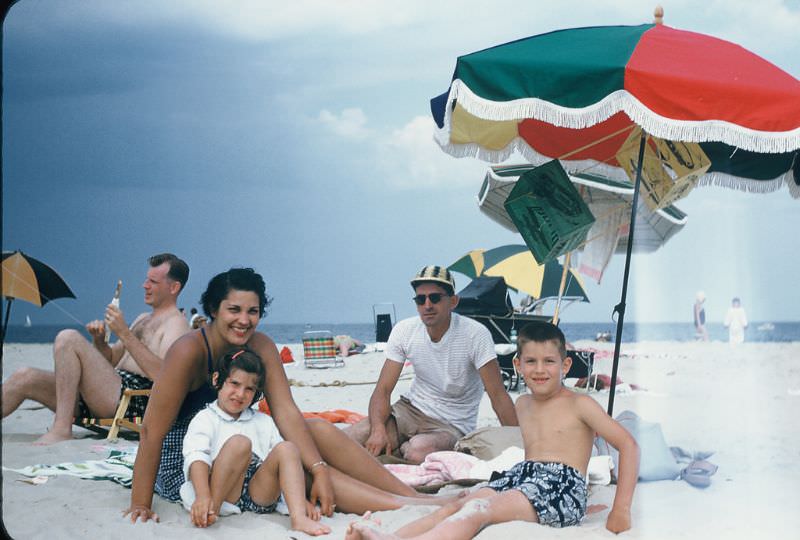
[410,265,455,291]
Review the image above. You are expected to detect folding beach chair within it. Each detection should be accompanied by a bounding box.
[566,350,598,391]
[495,344,520,392]
[302,330,345,369]
[74,388,150,441]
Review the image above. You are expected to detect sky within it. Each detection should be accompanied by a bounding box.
[2,0,799,329]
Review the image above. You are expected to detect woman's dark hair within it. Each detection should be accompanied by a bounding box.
[200,267,272,319]
[213,346,265,405]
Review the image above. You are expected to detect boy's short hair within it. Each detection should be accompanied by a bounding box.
[214,346,265,405]
[517,321,567,359]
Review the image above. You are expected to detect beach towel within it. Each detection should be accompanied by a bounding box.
[385,448,615,488]
[257,401,366,424]
[384,451,480,487]
[578,206,626,284]
[3,447,137,488]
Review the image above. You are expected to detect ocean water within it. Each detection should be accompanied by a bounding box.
[3,321,799,345]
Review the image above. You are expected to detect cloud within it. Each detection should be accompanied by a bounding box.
[50,0,428,41]
[376,115,487,190]
[317,108,371,139]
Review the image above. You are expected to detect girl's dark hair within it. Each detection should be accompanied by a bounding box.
[200,267,272,319]
[213,346,265,405]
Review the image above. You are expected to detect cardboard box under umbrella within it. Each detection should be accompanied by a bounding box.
[616,127,711,210]
[503,160,595,265]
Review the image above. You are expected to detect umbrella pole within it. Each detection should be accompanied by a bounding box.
[607,130,646,417]
[1,297,13,348]
[552,252,572,325]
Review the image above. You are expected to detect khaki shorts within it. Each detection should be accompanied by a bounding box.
[390,396,464,446]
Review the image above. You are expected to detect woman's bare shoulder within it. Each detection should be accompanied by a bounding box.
[248,331,279,353]
[165,329,206,367]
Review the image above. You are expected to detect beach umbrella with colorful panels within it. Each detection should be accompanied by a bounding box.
[431,18,800,194]
[431,10,800,415]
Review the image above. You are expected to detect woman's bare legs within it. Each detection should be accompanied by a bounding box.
[306,418,417,496]
[325,466,457,515]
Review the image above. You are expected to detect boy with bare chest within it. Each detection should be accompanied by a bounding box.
[347,321,639,539]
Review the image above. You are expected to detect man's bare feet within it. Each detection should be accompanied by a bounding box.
[291,515,331,536]
[345,512,399,540]
[32,428,73,445]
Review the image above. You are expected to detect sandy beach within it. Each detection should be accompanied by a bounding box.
[3,339,800,539]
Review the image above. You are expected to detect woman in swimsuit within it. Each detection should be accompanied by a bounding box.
[125,267,427,523]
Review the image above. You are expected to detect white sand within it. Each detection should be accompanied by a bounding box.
[3,340,800,539]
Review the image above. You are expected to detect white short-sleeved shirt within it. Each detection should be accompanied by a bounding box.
[182,400,283,480]
[385,313,496,434]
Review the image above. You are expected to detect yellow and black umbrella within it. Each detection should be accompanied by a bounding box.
[2,251,76,345]
[449,244,588,305]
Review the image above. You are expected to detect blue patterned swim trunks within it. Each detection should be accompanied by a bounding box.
[486,461,587,527]
[237,452,278,514]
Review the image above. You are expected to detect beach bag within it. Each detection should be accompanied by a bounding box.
[280,346,295,364]
[595,410,681,482]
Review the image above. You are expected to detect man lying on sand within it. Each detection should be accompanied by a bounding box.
[346,265,517,464]
[2,253,190,445]
[346,321,639,538]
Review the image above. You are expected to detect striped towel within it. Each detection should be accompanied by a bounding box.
[3,447,137,488]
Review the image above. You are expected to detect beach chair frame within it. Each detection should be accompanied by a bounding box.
[566,350,598,392]
[74,388,150,440]
[302,330,345,369]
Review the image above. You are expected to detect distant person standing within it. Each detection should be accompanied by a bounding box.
[724,297,748,344]
[693,291,709,341]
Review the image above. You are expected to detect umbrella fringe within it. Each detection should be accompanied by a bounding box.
[434,126,632,184]
[441,132,799,198]
[697,171,800,198]
[447,80,800,155]
[437,87,800,199]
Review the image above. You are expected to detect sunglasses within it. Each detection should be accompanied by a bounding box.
[413,293,448,306]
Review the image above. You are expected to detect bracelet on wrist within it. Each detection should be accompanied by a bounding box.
[310,460,327,472]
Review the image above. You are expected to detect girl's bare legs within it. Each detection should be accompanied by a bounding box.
[306,418,418,497]
[248,441,331,536]
[209,435,251,515]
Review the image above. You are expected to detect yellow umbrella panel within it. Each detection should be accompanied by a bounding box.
[450,245,588,304]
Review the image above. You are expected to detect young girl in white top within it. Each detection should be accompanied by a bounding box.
[181,347,330,535]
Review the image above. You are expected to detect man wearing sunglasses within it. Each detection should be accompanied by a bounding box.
[346,265,517,464]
